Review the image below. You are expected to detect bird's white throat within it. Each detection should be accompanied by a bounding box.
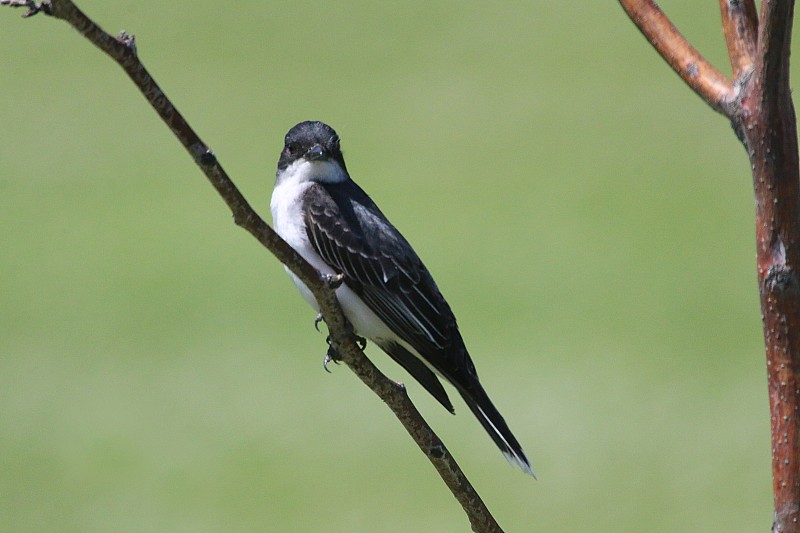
[276,158,348,187]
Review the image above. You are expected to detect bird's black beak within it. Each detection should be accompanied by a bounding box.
[305,144,325,161]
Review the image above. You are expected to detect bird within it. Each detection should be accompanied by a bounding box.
[270,120,534,476]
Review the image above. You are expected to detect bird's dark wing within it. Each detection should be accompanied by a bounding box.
[302,181,464,408]
[302,181,534,475]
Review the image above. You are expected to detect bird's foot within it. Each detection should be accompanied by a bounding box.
[321,272,345,289]
[323,335,341,373]
[322,335,366,373]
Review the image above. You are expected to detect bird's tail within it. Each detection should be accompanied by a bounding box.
[459,384,536,478]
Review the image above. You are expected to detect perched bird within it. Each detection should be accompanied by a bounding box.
[270,120,534,476]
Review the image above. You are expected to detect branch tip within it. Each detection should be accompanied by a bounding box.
[0,0,51,17]
[116,31,137,56]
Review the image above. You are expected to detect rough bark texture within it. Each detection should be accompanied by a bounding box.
[745,3,800,529]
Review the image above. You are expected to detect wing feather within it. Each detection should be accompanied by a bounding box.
[302,181,456,370]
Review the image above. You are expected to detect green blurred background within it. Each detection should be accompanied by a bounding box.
[0,1,791,531]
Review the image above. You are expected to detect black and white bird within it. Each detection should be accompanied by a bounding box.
[270,120,534,476]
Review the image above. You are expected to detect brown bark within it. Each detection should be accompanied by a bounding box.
[619,0,733,113]
[746,3,800,529]
[620,1,799,531]
[719,0,758,78]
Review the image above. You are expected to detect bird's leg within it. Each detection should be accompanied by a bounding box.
[317,268,363,371]
[321,272,345,289]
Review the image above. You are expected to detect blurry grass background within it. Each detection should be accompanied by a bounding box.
[0,1,789,531]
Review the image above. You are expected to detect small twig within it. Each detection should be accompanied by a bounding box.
[618,0,734,116]
[718,0,758,79]
[0,0,50,17]
[116,30,137,56]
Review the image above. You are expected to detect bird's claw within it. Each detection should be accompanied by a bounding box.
[323,350,341,373]
[323,336,341,373]
[321,272,345,289]
[314,312,324,333]
[321,335,365,372]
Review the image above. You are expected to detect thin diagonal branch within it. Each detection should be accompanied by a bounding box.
[719,0,758,78]
[0,1,504,532]
[619,0,734,116]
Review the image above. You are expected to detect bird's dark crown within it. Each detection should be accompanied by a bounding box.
[278,121,347,171]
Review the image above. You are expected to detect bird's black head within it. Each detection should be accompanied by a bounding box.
[278,121,347,172]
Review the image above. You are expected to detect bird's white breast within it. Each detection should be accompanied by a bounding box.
[270,165,397,343]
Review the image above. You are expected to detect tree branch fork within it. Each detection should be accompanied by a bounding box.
[1,1,506,532]
[618,0,760,119]
[619,1,800,532]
